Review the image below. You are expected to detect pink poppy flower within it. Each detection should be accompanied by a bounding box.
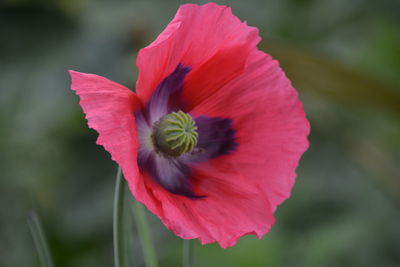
[69,3,309,248]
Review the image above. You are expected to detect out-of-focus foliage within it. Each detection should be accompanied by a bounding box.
[1,0,399,266]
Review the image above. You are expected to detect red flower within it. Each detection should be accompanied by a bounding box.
[70,3,309,248]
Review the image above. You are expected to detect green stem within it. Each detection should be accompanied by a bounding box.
[27,211,54,267]
[182,239,192,267]
[113,167,126,267]
[132,201,158,267]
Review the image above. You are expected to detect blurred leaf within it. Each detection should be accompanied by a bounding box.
[266,42,400,113]
[131,200,159,267]
[28,211,54,267]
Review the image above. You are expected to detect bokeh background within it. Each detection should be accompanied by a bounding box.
[1,0,400,266]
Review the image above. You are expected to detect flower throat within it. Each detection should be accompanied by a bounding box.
[152,111,198,157]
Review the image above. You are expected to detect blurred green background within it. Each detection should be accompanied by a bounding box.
[1,0,400,266]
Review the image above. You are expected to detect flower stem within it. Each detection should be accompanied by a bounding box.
[113,167,126,267]
[182,239,192,267]
[27,211,54,267]
[132,201,158,267]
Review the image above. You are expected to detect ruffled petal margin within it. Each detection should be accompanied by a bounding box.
[191,50,310,212]
[69,71,159,214]
[133,3,308,248]
[136,3,260,105]
[142,49,309,248]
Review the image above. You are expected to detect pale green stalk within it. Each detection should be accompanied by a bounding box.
[113,167,126,267]
[27,211,54,267]
[182,239,192,267]
[131,201,158,267]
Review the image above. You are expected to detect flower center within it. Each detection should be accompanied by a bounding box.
[153,111,198,157]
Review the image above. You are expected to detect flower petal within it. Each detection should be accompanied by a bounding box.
[69,70,159,213]
[191,50,310,211]
[137,50,309,247]
[145,163,275,248]
[136,3,260,105]
[182,44,251,110]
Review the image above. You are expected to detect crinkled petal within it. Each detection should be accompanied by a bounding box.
[130,3,309,248]
[136,3,260,104]
[141,50,309,247]
[182,44,251,110]
[69,70,160,214]
[145,162,275,248]
[191,50,310,211]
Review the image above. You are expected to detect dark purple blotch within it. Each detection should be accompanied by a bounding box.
[143,153,204,198]
[135,64,237,198]
[145,64,191,125]
[194,116,238,159]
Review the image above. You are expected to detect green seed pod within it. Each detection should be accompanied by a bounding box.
[153,111,198,157]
